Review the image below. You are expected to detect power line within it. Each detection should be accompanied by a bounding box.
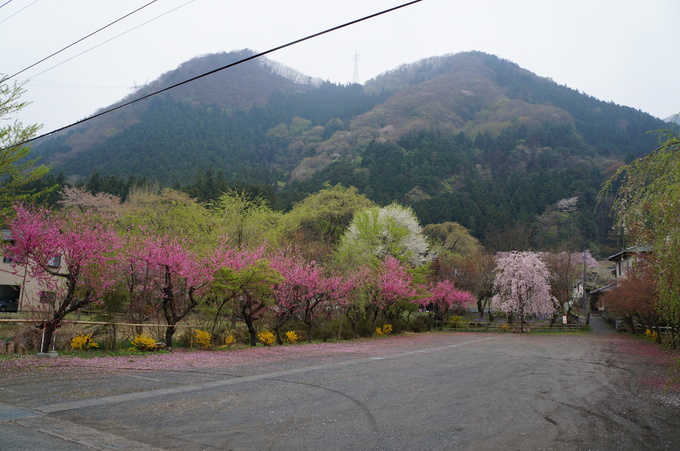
[4,0,423,150]
[0,1,15,10]
[7,0,159,81]
[22,0,196,82]
[0,0,38,24]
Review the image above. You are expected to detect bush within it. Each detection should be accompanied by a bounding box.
[645,329,660,342]
[223,333,237,347]
[258,330,276,346]
[193,329,212,348]
[131,334,157,351]
[448,315,463,325]
[284,330,301,344]
[411,315,433,332]
[388,318,408,334]
[70,334,99,351]
[355,319,374,338]
[375,324,393,336]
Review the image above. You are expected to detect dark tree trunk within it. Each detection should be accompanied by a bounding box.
[40,320,58,353]
[165,325,176,349]
[244,316,257,346]
[306,320,313,343]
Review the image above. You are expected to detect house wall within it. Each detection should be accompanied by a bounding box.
[0,253,63,312]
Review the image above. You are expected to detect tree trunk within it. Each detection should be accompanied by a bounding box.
[337,307,345,340]
[274,325,283,345]
[40,321,57,353]
[244,316,257,347]
[165,325,176,350]
[306,320,313,343]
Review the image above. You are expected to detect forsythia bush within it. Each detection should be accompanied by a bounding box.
[224,333,236,346]
[70,334,98,351]
[375,324,393,336]
[284,331,301,344]
[193,329,212,348]
[131,334,157,351]
[258,330,276,346]
[645,329,659,341]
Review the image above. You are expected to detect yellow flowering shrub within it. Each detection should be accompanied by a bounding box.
[70,334,99,351]
[645,329,659,341]
[258,330,276,346]
[224,334,236,346]
[193,329,212,348]
[131,334,157,351]
[375,324,393,336]
[284,331,301,344]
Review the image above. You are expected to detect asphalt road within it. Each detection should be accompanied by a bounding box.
[1,317,678,450]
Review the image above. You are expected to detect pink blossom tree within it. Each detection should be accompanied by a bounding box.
[270,250,325,343]
[127,233,231,348]
[360,256,418,326]
[419,280,475,324]
[6,204,122,352]
[491,251,556,332]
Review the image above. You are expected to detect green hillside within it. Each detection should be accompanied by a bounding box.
[30,50,667,253]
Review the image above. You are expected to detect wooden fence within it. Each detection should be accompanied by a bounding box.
[434,321,586,333]
[0,318,208,355]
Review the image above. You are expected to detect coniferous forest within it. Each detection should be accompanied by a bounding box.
[28,50,669,256]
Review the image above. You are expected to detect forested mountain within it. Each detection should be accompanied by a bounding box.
[30,50,668,254]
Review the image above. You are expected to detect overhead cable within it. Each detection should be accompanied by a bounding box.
[0,0,37,24]
[4,0,423,150]
[23,0,196,81]
[7,0,158,80]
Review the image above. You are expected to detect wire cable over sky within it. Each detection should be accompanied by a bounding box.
[7,0,159,81]
[0,0,37,24]
[5,0,423,150]
[20,0,196,82]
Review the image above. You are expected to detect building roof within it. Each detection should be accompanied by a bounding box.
[607,245,652,262]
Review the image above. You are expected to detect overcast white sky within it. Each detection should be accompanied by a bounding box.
[1,0,678,134]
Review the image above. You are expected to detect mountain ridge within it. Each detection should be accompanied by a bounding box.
[28,50,667,252]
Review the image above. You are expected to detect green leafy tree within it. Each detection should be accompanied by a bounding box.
[336,203,431,268]
[0,76,51,217]
[601,131,680,335]
[422,221,482,260]
[283,184,374,261]
[118,187,213,245]
[211,257,283,346]
[209,189,281,248]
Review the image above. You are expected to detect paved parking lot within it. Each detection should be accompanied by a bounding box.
[1,318,678,450]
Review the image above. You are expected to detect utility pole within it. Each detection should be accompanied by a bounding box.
[352,51,360,84]
[583,250,589,326]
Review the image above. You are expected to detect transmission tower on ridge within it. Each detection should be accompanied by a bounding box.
[352,51,360,84]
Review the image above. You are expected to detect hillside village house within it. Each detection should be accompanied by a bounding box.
[591,246,650,312]
[0,230,61,312]
[608,246,651,280]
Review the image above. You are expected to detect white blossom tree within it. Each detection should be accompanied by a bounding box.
[336,203,430,267]
[491,251,556,332]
